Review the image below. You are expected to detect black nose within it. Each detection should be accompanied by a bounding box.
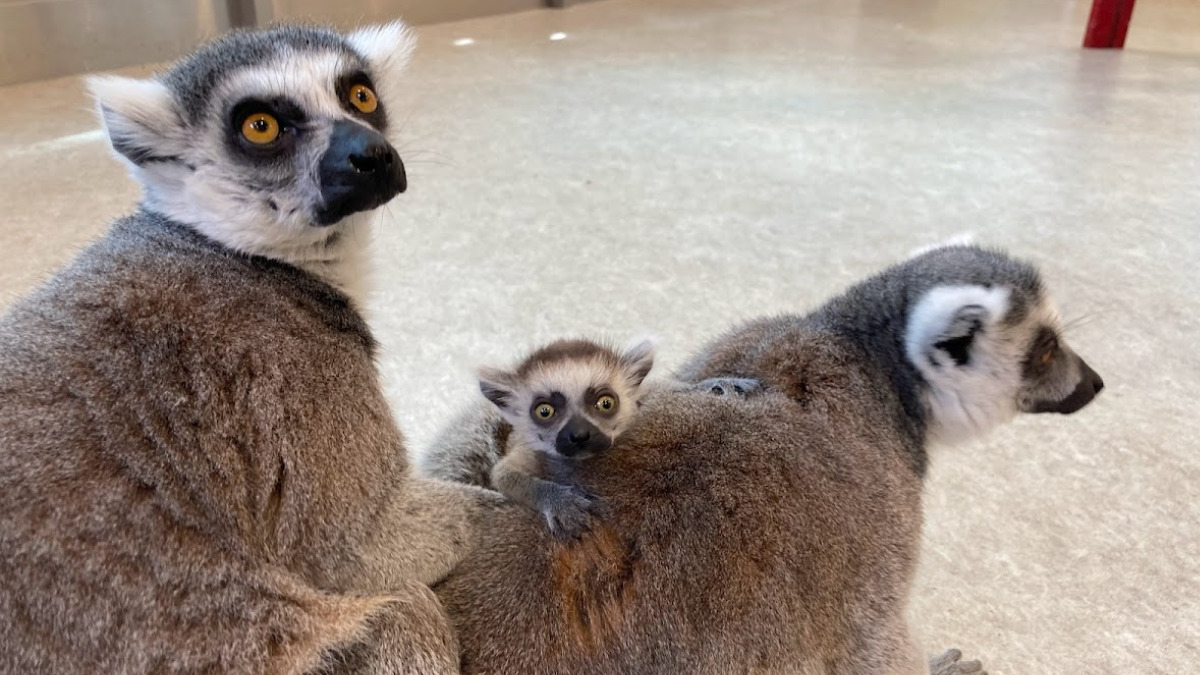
[349,142,396,175]
[568,429,591,444]
[315,120,406,226]
[1092,375,1105,394]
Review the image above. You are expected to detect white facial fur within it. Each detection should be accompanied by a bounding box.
[87,22,415,310]
[906,284,1063,445]
[480,339,656,457]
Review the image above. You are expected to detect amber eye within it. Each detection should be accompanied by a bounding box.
[348,83,378,114]
[595,395,617,412]
[534,404,555,420]
[1041,350,1054,365]
[241,113,280,144]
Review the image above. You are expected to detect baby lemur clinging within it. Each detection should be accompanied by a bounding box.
[473,338,757,539]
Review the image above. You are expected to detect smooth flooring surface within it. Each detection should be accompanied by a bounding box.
[1,0,1197,672]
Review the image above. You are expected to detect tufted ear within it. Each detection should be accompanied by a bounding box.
[905,285,1010,370]
[477,367,521,412]
[86,75,187,167]
[618,337,657,387]
[348,21,416,109]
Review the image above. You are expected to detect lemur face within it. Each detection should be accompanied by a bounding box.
[904,247,1104,445]
[87,24,414,260]
[479,339,656,459]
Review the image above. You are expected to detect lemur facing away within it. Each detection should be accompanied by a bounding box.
[432,244,1104,675]
[422,338,758,540]
[0,24,501,675]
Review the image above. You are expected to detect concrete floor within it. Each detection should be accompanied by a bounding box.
[1,0,1197,672]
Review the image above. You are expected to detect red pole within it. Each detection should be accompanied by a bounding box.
[1083,0,1137,49]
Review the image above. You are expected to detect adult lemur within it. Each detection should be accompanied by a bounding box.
[0,23,498,674]
[431,244,1104,674]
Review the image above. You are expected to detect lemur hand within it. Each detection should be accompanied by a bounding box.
[696,377,761,397]
[539,484,598,542]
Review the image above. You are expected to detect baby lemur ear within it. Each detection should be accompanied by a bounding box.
[905,285,1010,370]
[348,21,416,108]
[619,338,657,387]
[87,76,186,167]
[477,367,520,411]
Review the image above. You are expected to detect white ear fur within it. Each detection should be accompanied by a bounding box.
[348,21,416,105]
[619,337,657,386]
[477,367,519,412]
[905,285,1009,370]
[906,284,1020,445]
[86,75,185,166]
[908,233,976,260]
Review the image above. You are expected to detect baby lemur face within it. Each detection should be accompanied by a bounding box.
[479,339,656,458]
[87,24,414,263]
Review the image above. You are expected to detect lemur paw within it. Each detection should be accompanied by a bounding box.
[929,649,986,675]
[541,487,598,542]
[696,377,761,398]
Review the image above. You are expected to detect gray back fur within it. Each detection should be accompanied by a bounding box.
[0,209,498,672]
[432,245,1099,673]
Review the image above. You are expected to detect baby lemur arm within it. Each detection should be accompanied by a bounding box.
[490,448,595,541]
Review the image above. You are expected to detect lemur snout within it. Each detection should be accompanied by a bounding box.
[1031,357,1104,415]
[556,417,610,457]
[316,120,406,225]
[349,143,397,175]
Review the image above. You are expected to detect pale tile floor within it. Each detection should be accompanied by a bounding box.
[1,0,1197,672]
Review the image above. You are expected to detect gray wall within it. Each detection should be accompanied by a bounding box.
[0,0,547,86]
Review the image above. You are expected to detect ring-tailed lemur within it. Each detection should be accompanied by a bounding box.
[0,23,500,675]
[420,338,758,540]
[431,244,1102,675]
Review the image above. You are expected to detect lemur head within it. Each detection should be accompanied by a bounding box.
[86,23,414,279]
[901,244,1104,445]
[478,338,656,459]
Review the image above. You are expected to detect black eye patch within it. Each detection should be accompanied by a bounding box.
[335,71,389,131]
[1021,325,1061,379]
[529,392,567,427]
[227,97,307,159]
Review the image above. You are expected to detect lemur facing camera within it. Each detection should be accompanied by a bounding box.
[477,339,655,540]
[422,338,758,540]
[0,23,501,674]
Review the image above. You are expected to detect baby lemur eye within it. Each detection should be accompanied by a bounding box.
[533,404,555,420]
[241,113,280,145]
[595,395,617,412]
[348,84,378,114]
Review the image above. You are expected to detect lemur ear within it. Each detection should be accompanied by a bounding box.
[619,338,657,387]
[87,76,186,167]
[907,232,976,260]
[477,367,519,411]
[905,285,1010,370]
[348,21,416,107]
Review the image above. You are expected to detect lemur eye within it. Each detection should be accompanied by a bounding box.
[596,395,617,412]
[534,404,555,420]
[348,84,378,114]
[241,113,280,144]
[1041,350,1054,365]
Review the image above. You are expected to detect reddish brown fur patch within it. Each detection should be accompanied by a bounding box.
[550,525,638,653]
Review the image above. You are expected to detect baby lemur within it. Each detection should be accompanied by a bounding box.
[428,338,756,540]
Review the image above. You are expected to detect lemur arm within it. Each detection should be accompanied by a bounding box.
[341,477,508,592]
[491,449,595,541]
